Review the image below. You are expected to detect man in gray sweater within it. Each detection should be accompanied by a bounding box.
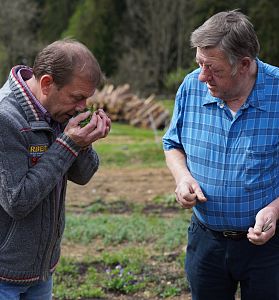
[0,39,111,299]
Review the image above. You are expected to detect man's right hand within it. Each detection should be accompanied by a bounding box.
[64,109,111,148]
[175,177,207,209]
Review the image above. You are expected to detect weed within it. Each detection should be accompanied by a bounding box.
[104,264,146,294]
[53,258,105,299]
[160,285,182,298]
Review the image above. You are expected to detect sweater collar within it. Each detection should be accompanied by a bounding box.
[9,66,47,122]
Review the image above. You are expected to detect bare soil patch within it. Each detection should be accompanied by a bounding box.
[66,167,176,208]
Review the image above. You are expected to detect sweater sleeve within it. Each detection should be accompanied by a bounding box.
[0,113,81,220]
[67,146,99,185]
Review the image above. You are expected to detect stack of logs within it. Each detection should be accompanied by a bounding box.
[87,84,170,130]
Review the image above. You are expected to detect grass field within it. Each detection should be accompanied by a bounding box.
[53,99,193,299]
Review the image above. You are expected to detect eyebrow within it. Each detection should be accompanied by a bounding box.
[71,93,88,101]
[196,57,211,65]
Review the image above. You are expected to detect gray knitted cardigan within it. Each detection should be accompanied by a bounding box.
[0,66,99,284]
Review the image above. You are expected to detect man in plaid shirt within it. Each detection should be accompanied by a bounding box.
[163,10,279,300]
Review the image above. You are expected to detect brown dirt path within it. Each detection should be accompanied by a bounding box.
[66,167,176,207]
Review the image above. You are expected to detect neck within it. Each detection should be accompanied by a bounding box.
[26,76,42,103]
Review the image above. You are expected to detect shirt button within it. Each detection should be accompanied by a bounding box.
[219,103,225,108]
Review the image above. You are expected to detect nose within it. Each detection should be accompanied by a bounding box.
[76,99,87,111]
[198,65,212,83]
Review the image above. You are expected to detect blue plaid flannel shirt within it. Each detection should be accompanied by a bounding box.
[163,59,279,230]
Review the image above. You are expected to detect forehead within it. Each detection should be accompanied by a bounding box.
[63,75,95,97]
[196,47,229,65]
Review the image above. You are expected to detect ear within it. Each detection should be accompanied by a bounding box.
[239,57,252,74]
[40,75,54,95]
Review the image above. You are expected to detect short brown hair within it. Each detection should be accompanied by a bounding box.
[32,39,102,88]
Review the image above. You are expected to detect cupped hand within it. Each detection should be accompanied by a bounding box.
[64,109,111,148]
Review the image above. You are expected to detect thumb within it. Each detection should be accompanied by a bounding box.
[194,188,207,202]
[74,111,91,123]
[253,220,264,234]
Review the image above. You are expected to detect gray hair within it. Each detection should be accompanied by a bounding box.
[190,10,260,66]
[33,38,103,89]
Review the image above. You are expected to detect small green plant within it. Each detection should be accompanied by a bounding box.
[101,247,146,271]
[53,258,105,299]
[105,264,145,294]
[78,104,97,127]
[160,285,182,298]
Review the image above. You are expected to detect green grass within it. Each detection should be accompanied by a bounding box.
[94,122,166,167]
[54,208,190,299]
[64,211,189,251]
[53,257,105,299]
[93,100,175,167]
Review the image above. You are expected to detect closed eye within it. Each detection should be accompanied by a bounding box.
[72,95,87,102]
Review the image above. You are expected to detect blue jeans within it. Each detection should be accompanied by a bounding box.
[0,277,52,300]
[186,214,279,300]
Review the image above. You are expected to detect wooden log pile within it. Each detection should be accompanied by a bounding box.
[87,84,170,130]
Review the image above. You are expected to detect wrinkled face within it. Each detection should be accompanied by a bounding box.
[44,75,95,123]
[196,47,243,101]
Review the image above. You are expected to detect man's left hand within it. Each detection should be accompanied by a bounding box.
[247,207,278,245]
[64,109,111,148]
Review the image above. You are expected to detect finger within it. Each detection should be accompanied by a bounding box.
[248,233,270,245]
[73,111,91,124]
[98,113,111,131]
[191,185,207,202]
[95,115,107,135]
[85,115,107,141]
[176,194,196,209]
[105,117,112,128]
[176,191,196,207]
[247,225,274,245]
[104,125,111,137]
[96,108,105,116]
[247,233,262,244]
[96,109,111,122]
[180,198,197,208]
[176,189,197,202]
[195,191,207,202]
[253,222,265,234]
[79,112,98,131]
[96,108,110,119]
[88,112,99,128]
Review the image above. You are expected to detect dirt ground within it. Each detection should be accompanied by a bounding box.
[63,167,243,300]
[66,166,176,207]
[63,167,193,300]
[64,165,178,260]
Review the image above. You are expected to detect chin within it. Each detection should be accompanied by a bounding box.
[209,90,218,97]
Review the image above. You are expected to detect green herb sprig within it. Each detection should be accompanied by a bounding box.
[79,105,97,128]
